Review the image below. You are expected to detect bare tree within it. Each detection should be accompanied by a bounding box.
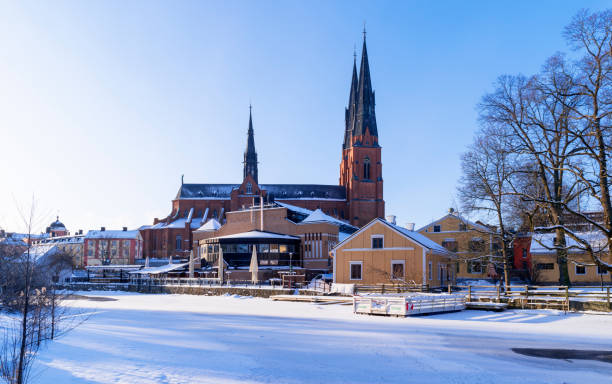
[0,202,82,384]
[545,9,612,272]
[479,71,582,285]
[458,123,518,290]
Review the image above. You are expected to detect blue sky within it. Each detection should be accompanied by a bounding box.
[0,0,609,233]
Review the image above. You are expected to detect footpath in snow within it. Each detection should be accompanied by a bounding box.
[31,292,612,384]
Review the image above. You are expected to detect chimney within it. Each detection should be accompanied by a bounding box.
[122,227,127,231]
[101,227,105,231]
[385,215,397,225]
[79,229,83,235]
[449,207,455,214]
[405,223,415,231]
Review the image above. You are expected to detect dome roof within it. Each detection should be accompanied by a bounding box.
[49,216,66,230]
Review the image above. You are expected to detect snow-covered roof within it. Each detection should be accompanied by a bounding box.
[417,213,494,233]
[25,244,58,262]
[530,232,609,254]
[389,222,454,255]
[333,218,455,256]
[36,234,84,245]
[147,217,205,230]
[213,230,300,241]
[86,229,142,239]
[301,209,356,229]
[195,218,222,232]
[275,201,313,216]
[275,202,357,233]
[130,262,189,275]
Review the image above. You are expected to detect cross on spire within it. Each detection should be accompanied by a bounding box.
[362,22,367,40]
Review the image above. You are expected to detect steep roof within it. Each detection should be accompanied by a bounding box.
[353,35,378,140]
[333,217,454,256]
[417,213,494,233]
[176,183,346,201]
[530,232,609,254]
[86,229,142,239]
[196,218,222,232]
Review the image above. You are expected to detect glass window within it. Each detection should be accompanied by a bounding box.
[575,265,586,275]
[371,236,383,249]
[597,265,608,275]
[391,262,404,280]
[363,157,370,180]
[237,244,249,253]
[279,244,288,253]
[536,263,554,270]
[522,249,527,259]
[442,240,458,252]
[176,236,182,250]
[269,253,279,265]
[270,244,279,253]
[258,243,269,253]
[246,183,252,194]
[428,261,432,280]
[433,225,441,233]
[467,261,483,274]
[350,263,362,280]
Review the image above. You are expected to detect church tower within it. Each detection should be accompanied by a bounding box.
[243,106,258,184]
[340,32,384,227]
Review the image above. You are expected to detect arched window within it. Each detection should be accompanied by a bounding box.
[246,182,252,194]
[363,157,371,180]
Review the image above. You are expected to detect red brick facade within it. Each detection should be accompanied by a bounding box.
[140,35,384,259]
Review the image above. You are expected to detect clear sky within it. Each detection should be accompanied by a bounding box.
[0,0,609,234]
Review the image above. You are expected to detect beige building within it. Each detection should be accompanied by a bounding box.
[193,202,357,277]
[418,210,502,281]
[34,234,85,268]
[332,218,457,288]
[530,232,611,285]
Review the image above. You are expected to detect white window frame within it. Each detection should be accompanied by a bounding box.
[575,264,586,275]
[349,261,363,281]
[371,234,384,249]
[428,261,433,280]
[390,260,405,280]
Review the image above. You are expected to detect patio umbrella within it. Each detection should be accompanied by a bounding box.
[249,246,259,283]
[189,249,195,278]
[218,247,224,284]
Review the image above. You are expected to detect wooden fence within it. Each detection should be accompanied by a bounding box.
[352,283,611,312]
[460,284,611,312]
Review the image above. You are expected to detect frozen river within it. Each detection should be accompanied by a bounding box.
[32,292,612,383]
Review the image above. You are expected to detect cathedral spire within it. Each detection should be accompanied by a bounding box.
[353,31,378,141]
[243,105,258,183]
[343,51,359,149]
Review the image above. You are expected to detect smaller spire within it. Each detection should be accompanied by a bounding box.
[244,105,258,183]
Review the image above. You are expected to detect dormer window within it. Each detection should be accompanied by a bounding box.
[246,182,252,194]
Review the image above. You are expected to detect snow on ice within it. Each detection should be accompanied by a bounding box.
[30,292,612,384]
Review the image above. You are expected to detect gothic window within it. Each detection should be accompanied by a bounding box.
[363,157,371,180]
[246,183,252,194]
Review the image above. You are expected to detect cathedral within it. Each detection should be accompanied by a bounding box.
[140,35,384,259]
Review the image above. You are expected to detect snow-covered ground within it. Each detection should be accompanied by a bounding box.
[30,292,612,384]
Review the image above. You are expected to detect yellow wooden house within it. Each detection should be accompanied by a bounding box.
[418,210,502,281]
[332,218,457,288]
